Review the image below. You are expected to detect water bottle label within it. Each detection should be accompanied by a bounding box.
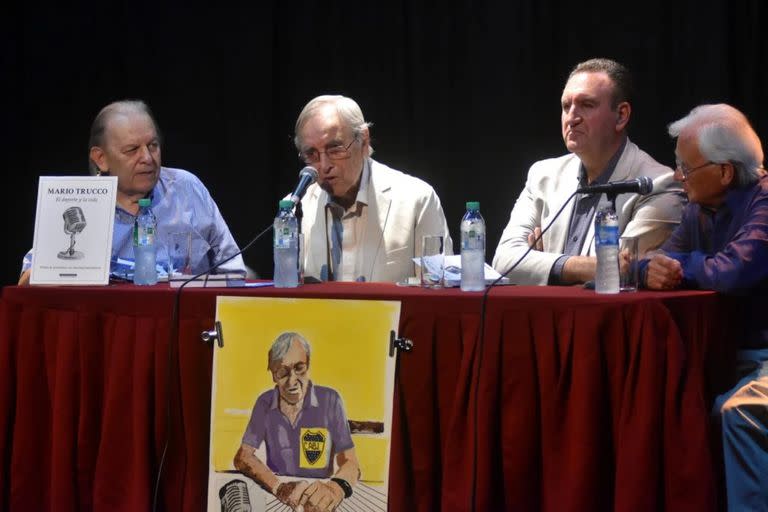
[462,231,484,250]
[596,225,619,246]
[134,226,155,246]
[274,229,295,248]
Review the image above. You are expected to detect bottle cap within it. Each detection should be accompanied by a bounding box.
[279,199,294,209]
[138,198,151,207]
[466,201,480,211]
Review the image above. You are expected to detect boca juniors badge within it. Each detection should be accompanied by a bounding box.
[300,428,330,468]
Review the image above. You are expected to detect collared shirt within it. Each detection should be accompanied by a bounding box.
[21,167,245,276]
[241,381,354,478]
[640,175,768,348]
[549,138,627,284]
[325,160,370,281]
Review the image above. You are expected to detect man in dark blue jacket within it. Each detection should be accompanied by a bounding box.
[640,103,766,512]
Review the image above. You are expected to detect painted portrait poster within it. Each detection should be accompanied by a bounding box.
[207,296,400,512]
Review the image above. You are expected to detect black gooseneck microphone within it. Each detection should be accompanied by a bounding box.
[290,166,319,204]
[153,221,273,512]
[576,176,653,196]
[154,168,313,510]
[470,190,580,511]
[469,175,651,507]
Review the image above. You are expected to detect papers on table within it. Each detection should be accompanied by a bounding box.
[412,254,509,287]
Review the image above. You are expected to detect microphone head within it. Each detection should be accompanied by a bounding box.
[299,166,318,183]
[62,206,87,234]
[289,166,319,204]
[637,176,653,195]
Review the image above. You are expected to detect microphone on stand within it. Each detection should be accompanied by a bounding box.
[577,176,653,196]
[289,166,319,205]
[155,167,322,512]
[286,167,317,284]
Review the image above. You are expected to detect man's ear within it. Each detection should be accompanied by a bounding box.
[615,102,631,131]
[720,162,736,186]
[359,126,371,152]
[89,146,108,174]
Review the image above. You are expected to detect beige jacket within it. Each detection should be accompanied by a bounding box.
[492,139,685,285]
[301,158,452,283]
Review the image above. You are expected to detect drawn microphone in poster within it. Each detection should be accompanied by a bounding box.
[234,332,360,512]
[57,206,87,259]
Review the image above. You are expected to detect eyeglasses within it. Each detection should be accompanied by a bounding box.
[272,361,308,380]
[299,136,358,164]
[675,161,719,179]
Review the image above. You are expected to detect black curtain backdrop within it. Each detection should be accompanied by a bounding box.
[4,2,766,285]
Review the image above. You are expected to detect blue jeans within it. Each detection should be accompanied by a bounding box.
[712,349,768,512]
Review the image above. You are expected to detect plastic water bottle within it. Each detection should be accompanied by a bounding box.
[594,206,620,294]
[273,199,299,288]
[460,201,486,291]
[133,198,158,285]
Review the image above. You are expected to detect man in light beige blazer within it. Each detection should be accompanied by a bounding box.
[492,58,685,285]
[295,95,452,283]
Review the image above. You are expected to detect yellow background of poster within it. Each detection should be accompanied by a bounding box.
[210,296,399,483]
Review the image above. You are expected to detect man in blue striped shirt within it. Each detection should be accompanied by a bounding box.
[19,100,244,283]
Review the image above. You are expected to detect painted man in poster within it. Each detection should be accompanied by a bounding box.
[234,332,360,511]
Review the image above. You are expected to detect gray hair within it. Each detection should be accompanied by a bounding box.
[267,332,311,370]
[88,99,161,175]
[668,104,764,188]
[293,95,374,156]
[568,58,633,109]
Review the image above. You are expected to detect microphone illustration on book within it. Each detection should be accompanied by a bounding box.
[57,206,87,260]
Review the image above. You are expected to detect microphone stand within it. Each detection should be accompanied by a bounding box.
[295,201,303,281]
[295,201,303,233]
[606,192,618,212]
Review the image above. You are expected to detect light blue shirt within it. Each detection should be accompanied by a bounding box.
[22,167,245,276]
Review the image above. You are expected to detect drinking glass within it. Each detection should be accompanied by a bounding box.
[420,235,445,288]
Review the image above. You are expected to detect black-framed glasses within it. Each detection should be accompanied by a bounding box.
[299,136,358,164]
[271,361,308,380]
[675,161,719,179]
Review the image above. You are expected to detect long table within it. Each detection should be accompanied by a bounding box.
[0,283,733,511]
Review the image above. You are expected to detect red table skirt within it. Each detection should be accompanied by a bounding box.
[0,283,731,511]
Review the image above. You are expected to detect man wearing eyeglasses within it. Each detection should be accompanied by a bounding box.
[234,332,359,512]
[294,94,452,283]
[639,104,767,511]
[492,58,685,285]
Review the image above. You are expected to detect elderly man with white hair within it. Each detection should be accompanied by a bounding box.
[639,103,767,511]
[293,95,452,283]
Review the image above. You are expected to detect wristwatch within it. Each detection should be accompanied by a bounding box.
[330,477,353,499]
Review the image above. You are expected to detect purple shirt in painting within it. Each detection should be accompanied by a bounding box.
[242,381,354,478]
[639,175,768,348]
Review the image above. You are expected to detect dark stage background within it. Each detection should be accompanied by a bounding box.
[4,2,766,285]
